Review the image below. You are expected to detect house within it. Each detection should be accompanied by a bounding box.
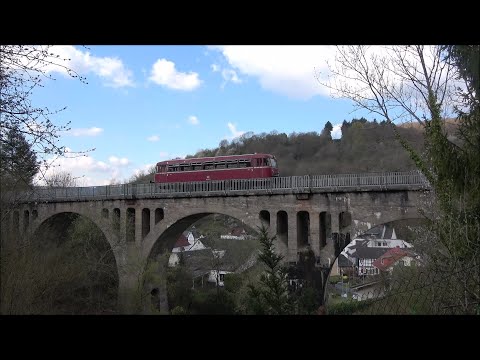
[352,246,388,276]
[172,231,207,253]
[334,253,355,277]
[220,226,250,240]
[333,225,414,277]
[207,270,233,287]
[168,231,208,267]
[354,226,413,249]
[168,238,235,287]
[373,247,419,273]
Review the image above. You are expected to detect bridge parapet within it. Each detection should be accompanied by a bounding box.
[13,171,430,203]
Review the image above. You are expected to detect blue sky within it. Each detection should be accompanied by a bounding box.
[32,45,374,186]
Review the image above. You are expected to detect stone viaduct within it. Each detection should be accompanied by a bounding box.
[2,172,430,311]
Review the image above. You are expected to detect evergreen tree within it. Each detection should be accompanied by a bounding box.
[0,127,39,188]
[320,121,333,140]
[246,226,294,315]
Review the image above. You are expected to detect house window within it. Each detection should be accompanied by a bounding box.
[219,273,225,281]
[383,242,387,246]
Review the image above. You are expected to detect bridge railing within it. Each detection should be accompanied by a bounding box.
[19,170,430,202]
[310,171,427,187]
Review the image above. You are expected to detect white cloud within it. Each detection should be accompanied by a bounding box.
[133,163,155,177]
[109,156,129,166]
[158,151,185,161]
[211,44,461,119]
[147,135,160,142]
[188,115,199,125]
[221,69,241,84]
[46,46,134,88]
[226,122,245,140]
[210,62,242,88]
[149,59,201,91]
[331,124,342,139]
[95,161,110,171]
[67,127,104,137]
[210,45,337,100]
[34,150,139,186]
[36,154,111,186]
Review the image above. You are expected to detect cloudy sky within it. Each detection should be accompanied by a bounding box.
[31,45,375,186]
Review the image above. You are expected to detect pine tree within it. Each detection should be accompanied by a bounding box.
[246,226,294,315]
[320,121,333,141]
[0,127,39,188]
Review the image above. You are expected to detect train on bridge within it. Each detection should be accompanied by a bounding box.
[154,153,279,183]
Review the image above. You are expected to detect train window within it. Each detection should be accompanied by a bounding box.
[255,158,266,166]
[239,159,250,167]
[269,158,277,168]
[227,161,238,168]
[204,162,214,170]
[193,164,203,170]
[216,162,226,169]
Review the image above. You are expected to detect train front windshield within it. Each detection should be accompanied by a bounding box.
[269,158,277,168]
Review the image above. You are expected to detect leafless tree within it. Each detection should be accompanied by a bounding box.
[44,171,81,187]
[1,45,93,192]
[315,46,459,126]
[314,46,480,314]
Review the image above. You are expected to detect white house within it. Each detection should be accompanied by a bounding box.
[171,231,207,253]
[207,270,233,287]
[168,231,208,267]
[337,226,415,277]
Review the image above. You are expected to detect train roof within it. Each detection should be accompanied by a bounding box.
[156,153,275,165]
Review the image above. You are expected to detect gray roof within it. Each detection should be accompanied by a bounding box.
[383,227,393,239]
[182,249,235,273]
[363,226,382,235]
[352,247,389,260]
[182,249,214,272]
[338,254,354,267]
[349,239,369,249]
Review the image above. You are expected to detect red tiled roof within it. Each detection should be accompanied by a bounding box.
[231,227,246,236]
[174,234,190,248]
[373,247,413,271]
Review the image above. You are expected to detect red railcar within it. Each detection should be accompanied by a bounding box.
[154,153,279,183]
